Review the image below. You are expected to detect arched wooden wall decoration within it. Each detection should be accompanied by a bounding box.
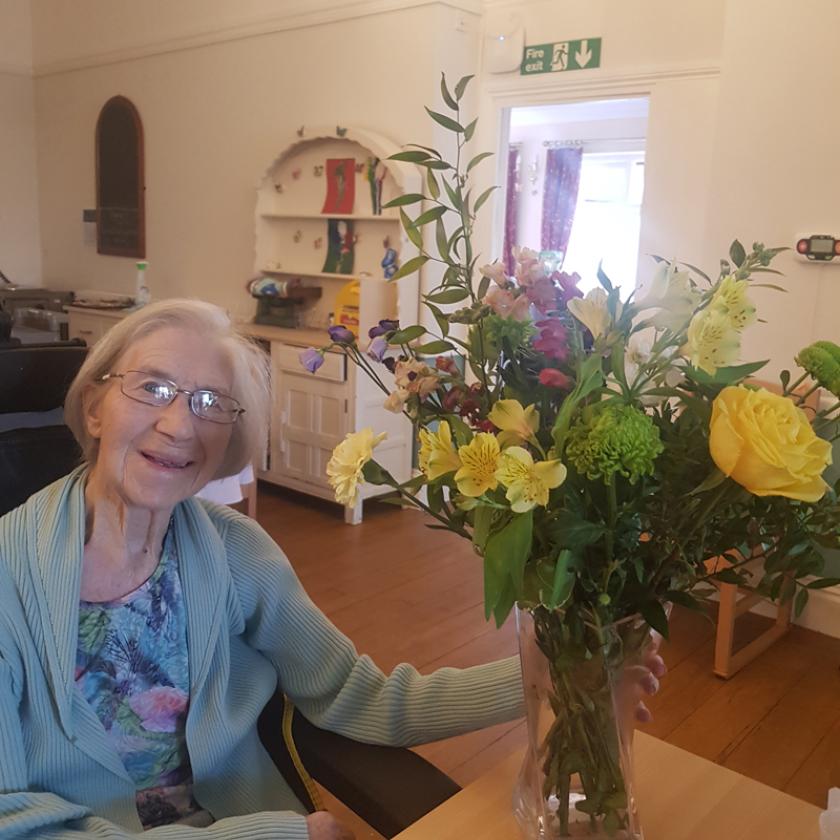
[95,95,145,257]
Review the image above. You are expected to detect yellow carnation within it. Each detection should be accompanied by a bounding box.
[495,446,567,512]
[684,307,741,374]
[455,433,501,497]
[710,385,831,502]
[418,421,461,481]
[326,428,387,506]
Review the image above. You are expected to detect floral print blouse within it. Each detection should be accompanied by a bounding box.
[75,529,210,828]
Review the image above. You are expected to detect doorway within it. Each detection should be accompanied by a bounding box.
[501,97,649,293]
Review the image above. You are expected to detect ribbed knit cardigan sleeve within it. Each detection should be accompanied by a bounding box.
[219,509,524,746]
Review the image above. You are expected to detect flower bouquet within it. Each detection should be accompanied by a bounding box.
[304,75,840,838]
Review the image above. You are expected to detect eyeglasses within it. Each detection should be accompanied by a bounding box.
[99,370,245,425]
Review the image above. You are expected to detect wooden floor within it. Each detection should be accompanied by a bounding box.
[254,483,840,836]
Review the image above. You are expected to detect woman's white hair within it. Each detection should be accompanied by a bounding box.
[64,299,270,480]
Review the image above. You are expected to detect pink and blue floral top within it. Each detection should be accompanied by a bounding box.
[75,529,210,828]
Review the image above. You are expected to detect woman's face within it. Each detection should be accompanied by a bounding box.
[85,326,235,513]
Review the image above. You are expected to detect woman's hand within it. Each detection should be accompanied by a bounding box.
[305,811,356,840]
[625,630,667,724]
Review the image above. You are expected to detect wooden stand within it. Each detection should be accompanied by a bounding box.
[710,553,793,679]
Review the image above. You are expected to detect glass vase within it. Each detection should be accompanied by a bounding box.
[512,605,653,839]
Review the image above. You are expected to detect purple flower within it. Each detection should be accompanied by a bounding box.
[366,335,389,362]
[368,319,400,339]
[328,325,356,344]
[299,347,325,373]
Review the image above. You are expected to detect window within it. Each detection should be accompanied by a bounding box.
[96,96,145,258]
[562,151,645,293]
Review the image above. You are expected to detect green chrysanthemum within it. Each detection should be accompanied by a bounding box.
[566,403,664,484]
[795,341,840,398]
[483,314,536,354]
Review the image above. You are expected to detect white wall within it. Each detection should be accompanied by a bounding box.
[473,0,725,290]
[703,0,840,380]
[0,0,41,287]
[32,2,479,319]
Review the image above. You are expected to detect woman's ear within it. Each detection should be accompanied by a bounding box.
[82,384,104,440]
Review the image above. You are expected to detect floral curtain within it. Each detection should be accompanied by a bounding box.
[503,146,520,275]
[541,147,583,256]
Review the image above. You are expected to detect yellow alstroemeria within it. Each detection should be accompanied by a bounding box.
[568,288,621,339]
[710,274,757,331]
[326,428,387,506]
[495,446,567,512]
[488,399,540,448]
[455,433,501,497]
[418,420,461,481]
[683,307,741,374]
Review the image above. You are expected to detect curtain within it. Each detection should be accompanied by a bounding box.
[541,147,583,256]
[503,146,520,275]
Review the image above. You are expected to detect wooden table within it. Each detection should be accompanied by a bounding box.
[394,732,822,840]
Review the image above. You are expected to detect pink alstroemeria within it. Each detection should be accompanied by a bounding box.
[484,286,531,321]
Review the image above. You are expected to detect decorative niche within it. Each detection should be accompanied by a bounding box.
[95,95,145,258]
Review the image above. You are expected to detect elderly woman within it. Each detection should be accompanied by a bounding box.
[0,300,662,840]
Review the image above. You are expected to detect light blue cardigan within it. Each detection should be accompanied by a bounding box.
[0,469,523,838]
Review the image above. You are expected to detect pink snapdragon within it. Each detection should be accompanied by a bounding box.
[483,286,531,321]
[533,319,570,362]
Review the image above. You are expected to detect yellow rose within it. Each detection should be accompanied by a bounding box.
[709,385,831,502]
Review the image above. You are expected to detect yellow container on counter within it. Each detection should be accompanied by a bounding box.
[334,279,361,337]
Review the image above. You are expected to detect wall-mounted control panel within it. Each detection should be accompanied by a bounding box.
[795,235,840,261]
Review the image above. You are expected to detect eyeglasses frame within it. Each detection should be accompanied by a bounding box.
[99,370,246,425]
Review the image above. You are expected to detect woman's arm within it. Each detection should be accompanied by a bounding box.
[221,512,524,747]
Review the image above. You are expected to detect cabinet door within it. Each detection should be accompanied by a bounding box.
[272,370,348,488]
[68,312,105,345]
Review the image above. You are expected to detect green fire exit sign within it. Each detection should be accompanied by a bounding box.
[521,38,602,75]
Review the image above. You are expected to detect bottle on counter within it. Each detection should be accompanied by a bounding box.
[135,261,150,306]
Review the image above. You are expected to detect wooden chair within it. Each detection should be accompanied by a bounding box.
[708,379,820,679]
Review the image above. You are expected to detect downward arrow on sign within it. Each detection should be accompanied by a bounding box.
[575,39,592,68]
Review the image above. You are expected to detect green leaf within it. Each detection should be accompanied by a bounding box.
[639,600,670,639]
[439,73,458,110]
[483,511,533,624]
[477,275,490,301]
[419,159,452,170]
[454,74,474,100]
[425,107,464,133]
[664,590,704,612]
[443,178,462,211]
[688,468,727,496]
[466,151,494,174]
[405,143,442,159]
[546,511,605,551]
[388,324,426,345]
[472,505,495,552]
[413,205,448,226]
[547,549,575,609]
[425,287,471,304]
[779,369,790,391]
[713,568,746,585]
[806,577,840,589]
[389,150,432,163]
[383,193,425,208]
[729,239,747,268]
[447,414,472,447]
[687,359,769,386]
[473,185,498,214]
[435,218,449,261]
[794,587,809,617]
[425,303,450,338]
[362,459,394,485]
[414,340,455,355]
[597,263,614,292]
[463,117,478,142]
[389,253,427,282]
[399,208,423,249]
[426,168,440,200]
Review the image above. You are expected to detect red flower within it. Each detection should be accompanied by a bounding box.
[534,319,570,361]
[539,368,572,389]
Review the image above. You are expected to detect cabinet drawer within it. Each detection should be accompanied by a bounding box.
[68,313,104,345]
[273,344,346,383]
